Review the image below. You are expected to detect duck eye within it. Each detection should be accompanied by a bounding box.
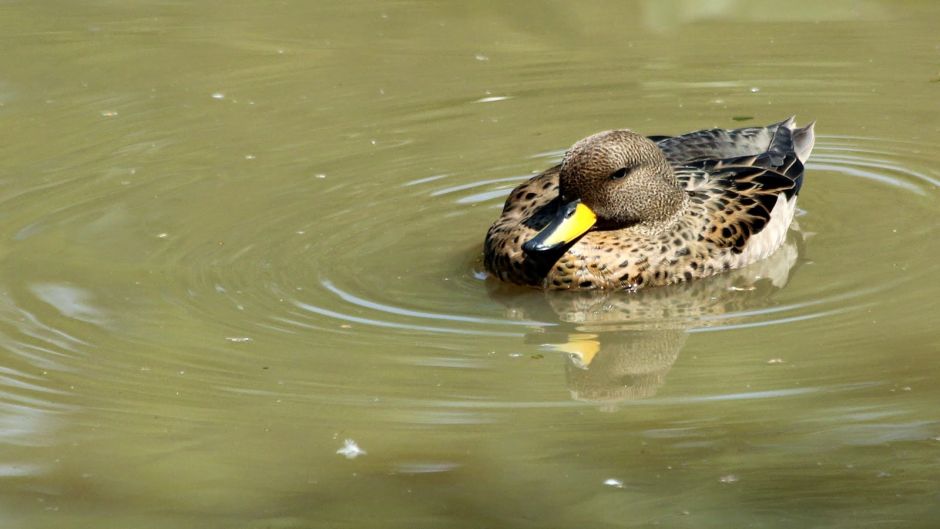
[609,167,631,180]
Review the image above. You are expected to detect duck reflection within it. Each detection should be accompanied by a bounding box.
[488,230,807,405]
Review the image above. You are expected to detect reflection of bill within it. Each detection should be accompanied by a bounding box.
[489,229,808,405]
[560,330,686,403]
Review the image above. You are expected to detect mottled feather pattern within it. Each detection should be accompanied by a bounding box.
[483,118,815,290]
[682,147,805,252]
[484,168,563,285]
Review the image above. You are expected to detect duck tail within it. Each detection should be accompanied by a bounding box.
[791,120,816,164]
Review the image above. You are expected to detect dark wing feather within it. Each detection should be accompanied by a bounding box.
[675,125,805,252]
[655,117,795,165]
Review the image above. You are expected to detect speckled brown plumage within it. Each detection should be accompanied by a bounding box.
[483,117,816,290]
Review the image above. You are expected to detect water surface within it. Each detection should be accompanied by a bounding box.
[1,1,939,528]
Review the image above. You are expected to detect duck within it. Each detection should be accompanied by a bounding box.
[483,117,815,290]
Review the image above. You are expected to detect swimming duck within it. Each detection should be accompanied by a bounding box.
[483,117,815,290]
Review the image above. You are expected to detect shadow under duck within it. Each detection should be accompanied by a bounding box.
[483,117,815,290]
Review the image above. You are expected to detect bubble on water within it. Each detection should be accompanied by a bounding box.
[226,336,253,343]
[474,53,490,62]
[244,154,256,160]
[156,233,169,239]
[100,110,118,117]
[211,92,225,100]
[719,474,739,483]
[749,87,761,93]
[604,478,625,488]
[767,358,785,364]
[336,439,366,459]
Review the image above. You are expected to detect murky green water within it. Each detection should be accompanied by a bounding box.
[1,1,939,528]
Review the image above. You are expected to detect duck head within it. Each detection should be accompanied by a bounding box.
[523,130,686,254]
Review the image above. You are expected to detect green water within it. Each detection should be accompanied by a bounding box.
[1,1,939,528]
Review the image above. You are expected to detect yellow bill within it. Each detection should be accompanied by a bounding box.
[522,199,597,253]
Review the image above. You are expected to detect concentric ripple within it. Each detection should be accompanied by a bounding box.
[1,125,938,417]
[226,135,937,343]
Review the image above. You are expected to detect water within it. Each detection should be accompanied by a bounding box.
[1,2,939,528]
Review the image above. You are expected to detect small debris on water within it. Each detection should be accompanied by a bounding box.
[100,110,119,117]
[767,358,785,365]
[475,95,511,103]
[603,478,625,488]
[732,115,754,122]
[474,53,490,62]
[530,353,544,360]
[315,173,327,179]
[226,336,253,343]
[337,439,366,459]
[719,474,739,484]
[749,87,761,93]
[508,352,523,358]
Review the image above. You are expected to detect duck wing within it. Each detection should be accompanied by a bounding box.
[675,126,806,252]
[653,117,799,165]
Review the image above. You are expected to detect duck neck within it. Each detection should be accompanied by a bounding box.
[638,171,689,220]
[637,189,690,232]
